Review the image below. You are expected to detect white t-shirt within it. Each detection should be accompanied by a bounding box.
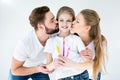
[44,34,85,79]
[13,30,45,67]
[86,41,95,79]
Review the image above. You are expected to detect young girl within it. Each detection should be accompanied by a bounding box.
[44,6,89,80]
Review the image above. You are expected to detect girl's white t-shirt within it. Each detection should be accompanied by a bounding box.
[44,34,85,79]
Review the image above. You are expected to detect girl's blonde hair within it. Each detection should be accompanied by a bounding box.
[81,9,107,80]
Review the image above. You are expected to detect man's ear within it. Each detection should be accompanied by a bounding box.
[37,23,44,29]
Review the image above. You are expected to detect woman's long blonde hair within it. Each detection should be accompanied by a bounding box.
[81,9,107,80]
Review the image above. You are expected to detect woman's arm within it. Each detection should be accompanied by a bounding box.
[56,48,94,70]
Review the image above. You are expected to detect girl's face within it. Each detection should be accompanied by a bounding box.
[71,13,88,35]
[58,13,73,33]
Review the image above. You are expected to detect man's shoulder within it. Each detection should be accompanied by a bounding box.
[20,30,36,46]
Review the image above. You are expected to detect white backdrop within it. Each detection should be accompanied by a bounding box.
[0,0,120,80]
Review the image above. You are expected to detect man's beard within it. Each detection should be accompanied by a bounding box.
[45,26,59,34]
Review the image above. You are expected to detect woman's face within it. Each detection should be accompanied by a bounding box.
[71,13,87,35]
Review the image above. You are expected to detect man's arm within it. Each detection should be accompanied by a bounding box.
[11,57,50,75]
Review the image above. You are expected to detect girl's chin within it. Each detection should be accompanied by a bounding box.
[70,30,75,33]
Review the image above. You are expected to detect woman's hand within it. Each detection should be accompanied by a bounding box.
[80,48,93,62]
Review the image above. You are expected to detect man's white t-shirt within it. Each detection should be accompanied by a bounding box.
[44,34,85,79]
[13,30,45,67]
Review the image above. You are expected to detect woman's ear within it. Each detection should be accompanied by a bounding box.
[86,25,91,31]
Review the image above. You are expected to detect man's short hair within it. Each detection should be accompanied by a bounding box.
[29,6,50,30]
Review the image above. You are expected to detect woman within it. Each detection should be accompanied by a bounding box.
[58,9,107,80]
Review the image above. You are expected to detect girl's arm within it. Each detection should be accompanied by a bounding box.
[46,53,56,71]
[46,53,59,71]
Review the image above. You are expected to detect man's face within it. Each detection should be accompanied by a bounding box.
[44,11,59,34]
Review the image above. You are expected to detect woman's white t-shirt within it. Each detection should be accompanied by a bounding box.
[86,41,95,79]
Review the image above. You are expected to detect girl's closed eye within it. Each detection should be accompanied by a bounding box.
[59,19,64,22]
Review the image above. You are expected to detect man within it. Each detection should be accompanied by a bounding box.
[9,6,59,80]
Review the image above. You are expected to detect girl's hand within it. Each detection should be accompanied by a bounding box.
[57,55,76,68]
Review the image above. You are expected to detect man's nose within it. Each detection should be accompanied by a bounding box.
[55,20,58,23]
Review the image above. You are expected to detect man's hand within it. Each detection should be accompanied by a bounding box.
[37,64,53,74]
